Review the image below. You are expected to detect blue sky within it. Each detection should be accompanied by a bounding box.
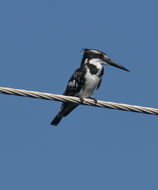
[0,0,158,189]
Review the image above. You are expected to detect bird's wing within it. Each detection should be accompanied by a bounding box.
[97,66,104,89]
[56,67,86,118]
[63,67,86,96]
[97,78,102,89]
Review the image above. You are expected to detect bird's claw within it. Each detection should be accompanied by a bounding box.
[78,95,84,103]
[90,97,97,104]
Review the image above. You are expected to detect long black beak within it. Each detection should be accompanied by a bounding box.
[105,58,129,72]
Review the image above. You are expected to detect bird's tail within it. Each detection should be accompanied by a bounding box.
[51,103,78,126]
[51,112,63,126]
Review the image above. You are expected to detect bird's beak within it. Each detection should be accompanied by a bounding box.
[103,57,129,72]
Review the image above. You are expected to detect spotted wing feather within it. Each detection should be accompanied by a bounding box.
[51,67,86,126]
[64,67,86,96]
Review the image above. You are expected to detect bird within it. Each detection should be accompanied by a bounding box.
[51,48,129,126]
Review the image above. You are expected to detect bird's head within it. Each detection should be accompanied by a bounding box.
[82,48,129,72]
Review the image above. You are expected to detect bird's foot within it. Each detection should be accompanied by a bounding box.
[89,97,97,104]
[78,95,84,103]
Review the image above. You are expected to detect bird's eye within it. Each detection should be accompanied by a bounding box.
[99,53,104,59]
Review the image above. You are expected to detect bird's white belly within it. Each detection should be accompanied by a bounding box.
[78,71,100,98]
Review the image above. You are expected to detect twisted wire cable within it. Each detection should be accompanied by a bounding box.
[0,87,158,115]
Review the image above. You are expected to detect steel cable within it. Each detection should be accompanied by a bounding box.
[0,87,158,115]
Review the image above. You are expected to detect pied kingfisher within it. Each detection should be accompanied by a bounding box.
[51,48,129,126]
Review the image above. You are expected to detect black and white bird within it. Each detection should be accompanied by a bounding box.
[51,49,129,126]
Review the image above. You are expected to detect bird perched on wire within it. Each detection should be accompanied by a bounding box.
[51,48,129,126]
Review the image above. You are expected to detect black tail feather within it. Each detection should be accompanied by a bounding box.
[51,103,78,126]
[51,112,63,126]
